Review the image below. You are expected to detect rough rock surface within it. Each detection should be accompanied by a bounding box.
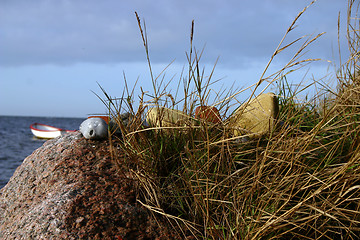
[0,132,180,240]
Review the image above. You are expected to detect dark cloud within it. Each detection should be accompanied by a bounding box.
[0,0,348,67]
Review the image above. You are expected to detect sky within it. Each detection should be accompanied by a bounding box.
[0,0,351,118]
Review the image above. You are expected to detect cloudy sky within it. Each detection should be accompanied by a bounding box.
[0,0,350,118]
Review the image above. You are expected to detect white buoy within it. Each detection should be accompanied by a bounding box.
[79,118,108,140]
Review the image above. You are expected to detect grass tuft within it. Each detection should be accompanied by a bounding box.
[97,1,360,239]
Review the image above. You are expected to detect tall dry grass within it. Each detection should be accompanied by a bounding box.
[99,0,360,239]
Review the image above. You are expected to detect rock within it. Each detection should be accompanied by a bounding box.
[79,118,108,140]
[228,92,279,137]
[0,132,181,239]
[147,107,191,129]
[195,106,222,124]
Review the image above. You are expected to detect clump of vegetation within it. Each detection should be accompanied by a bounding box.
[99,0,360,239]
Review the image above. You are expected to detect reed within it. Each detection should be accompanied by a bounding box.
[97,0,360,238]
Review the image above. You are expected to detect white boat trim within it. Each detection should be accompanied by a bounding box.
[30,123,76,139]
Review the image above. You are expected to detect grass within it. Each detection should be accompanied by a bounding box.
[98,0,360,239]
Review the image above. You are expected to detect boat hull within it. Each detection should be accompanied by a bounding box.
[30,123,76,139]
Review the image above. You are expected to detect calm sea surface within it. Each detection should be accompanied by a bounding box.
[0,116,84,189]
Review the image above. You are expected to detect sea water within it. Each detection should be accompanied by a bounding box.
[0,116,84,189]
